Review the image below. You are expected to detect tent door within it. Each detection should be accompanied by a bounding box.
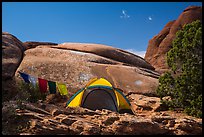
[81,89,118,112]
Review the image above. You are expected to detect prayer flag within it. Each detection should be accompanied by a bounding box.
[48,81,56,94]
[56,83,68,95]
[29,75,37,87]
[38,78,48,93]
[19,72,30,83]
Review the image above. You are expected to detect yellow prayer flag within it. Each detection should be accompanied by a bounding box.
[56,83,68,95]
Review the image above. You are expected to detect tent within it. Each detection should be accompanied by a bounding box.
[66,78,133,114]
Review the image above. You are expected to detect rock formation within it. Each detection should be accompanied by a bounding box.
[2,32,26,102]
[2,32,25,80]
[144,6,202,73]
[2,99,202,135]
[15,43,160,97]
[55,43,155,70]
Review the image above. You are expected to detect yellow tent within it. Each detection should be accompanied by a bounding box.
[66,78,133,114]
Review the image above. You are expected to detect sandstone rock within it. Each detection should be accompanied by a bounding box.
[55,43,155,70]
[2,32,26,102]
[111,116,168,135]
[128,94,161,112]
[2,99,202,135]
[16,45,160,96]
[2,32,25,80]
[60,117,77,126]
[70,120,101,135]
[23,41,58,49]
[144,6,202,73]
[145,20,175,67]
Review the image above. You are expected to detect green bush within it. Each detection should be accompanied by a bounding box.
[156,20,202,118]
[17,81,47,103]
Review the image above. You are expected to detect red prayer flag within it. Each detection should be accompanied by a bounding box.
[38,78,48,93]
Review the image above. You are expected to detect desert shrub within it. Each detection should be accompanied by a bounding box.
[156,20,202,118]
[17,81,47,103]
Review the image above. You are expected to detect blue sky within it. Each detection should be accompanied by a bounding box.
[2,2,202,57]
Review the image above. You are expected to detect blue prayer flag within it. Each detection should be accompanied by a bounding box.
[19,72,30,83]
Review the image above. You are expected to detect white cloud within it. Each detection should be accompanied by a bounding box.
[125,49,146,58]
[120,10,130,18]
[148,16,152,21]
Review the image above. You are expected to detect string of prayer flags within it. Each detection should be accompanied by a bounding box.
[29,75,38,87]
[56,83,68,95]
[19,72,30,83]
[48,81,57,94]
[38,78,48,93]
[19,71,70,96]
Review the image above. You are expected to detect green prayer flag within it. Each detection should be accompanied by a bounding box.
[48,81,56,94]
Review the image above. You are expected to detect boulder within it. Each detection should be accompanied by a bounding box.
[2,32,26,102]
[55,43,155,70]
[2,32,25,80]
[128,93,161,112]
[15,44,160,97]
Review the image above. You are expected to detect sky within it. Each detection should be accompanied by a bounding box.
[2,2,202,58]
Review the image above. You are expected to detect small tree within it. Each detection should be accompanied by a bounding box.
[156,20,202,118]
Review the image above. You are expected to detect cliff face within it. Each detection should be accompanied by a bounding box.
[144,6,202,73]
